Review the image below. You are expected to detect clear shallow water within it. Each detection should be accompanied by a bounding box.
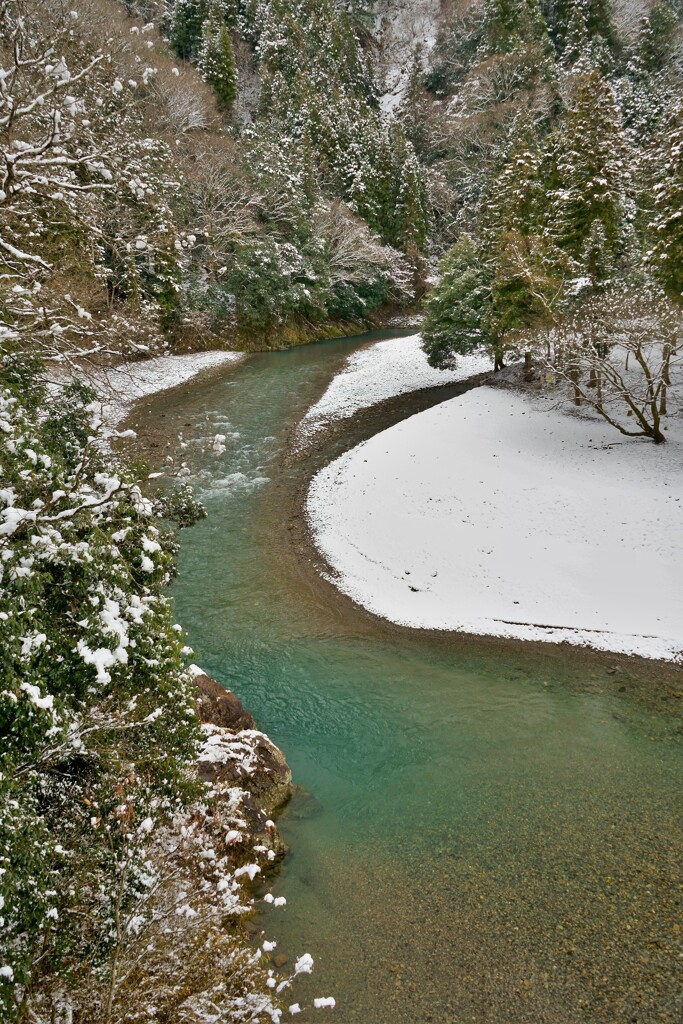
[136,333,683,1024]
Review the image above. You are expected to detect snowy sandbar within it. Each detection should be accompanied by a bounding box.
[92,351,245,427]
[299,334,491,437]
[308,384,683,661]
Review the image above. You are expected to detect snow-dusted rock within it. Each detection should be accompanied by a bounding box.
[198,724,293,815]
[194,669,257,731]
[193,670,292,816]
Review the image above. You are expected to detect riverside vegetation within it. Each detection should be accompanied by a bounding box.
[1,0,682,1019]
[419,0,682,441]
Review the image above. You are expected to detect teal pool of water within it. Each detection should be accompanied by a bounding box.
[141,333,682,1023]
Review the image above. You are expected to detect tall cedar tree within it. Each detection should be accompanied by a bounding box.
[170,0,206,57]
[637,0,681,73]
[550,68,631,263]
[199,20,238,109]
[485,0,552,52]
[546,0,618,58]
[421,235,492,367]
[648,104,683,298]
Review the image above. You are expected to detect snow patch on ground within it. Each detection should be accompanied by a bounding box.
[91,352,244,427]
[375,0,442,113]
[299,334,491,437]
[308,385,683,662]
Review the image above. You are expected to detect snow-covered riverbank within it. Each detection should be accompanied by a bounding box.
[91,351,245,427]
[299,334,491,437]
[308,372,683,662]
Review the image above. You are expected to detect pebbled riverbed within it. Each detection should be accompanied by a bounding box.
[125,332,683,1024]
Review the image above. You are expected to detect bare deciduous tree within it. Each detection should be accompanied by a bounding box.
[315,201,413,294]
[538,284,681,443]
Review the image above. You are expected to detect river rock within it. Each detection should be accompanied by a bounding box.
[287,784,323,819]
[198,724,293,816]
[229,788,288,863]
[191,668,292,870]
[193,668,256,730]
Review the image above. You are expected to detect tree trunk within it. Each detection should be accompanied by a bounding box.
[569,365,581,405]
[662,342,671,385]
[651,399,666,443]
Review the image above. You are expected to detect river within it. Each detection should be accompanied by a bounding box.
[126,331,683,1024]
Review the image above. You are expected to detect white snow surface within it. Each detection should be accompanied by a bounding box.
[199,724,270,774]
[91,351,244,426]
[308,385,683,661]
[375,0,441,113]
[300,334,491,436]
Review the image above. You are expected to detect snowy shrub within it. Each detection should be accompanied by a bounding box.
[538,283,682,443]
[0,359,203,1019]
[0,0,193,363]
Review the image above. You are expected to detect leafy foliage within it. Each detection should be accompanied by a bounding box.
[0,362,203,1017]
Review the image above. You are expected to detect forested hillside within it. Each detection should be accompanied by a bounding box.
[0,0,427,362]
[419,0,682,440]
[1,0,680,362]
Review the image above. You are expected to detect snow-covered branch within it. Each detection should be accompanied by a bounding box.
[537,285,682,443]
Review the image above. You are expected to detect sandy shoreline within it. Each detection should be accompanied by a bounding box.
[280,385,683,692]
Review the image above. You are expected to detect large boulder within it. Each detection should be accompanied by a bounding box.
[192,667,256,731]
[197,725,293,816]
[191,666,292,816]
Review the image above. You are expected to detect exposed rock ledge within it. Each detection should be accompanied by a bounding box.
[191,667,292,869]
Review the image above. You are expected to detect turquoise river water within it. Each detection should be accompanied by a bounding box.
[131,332,683,1024]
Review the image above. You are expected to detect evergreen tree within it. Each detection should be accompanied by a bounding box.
[212,0,238,28]
[170,0,206,59]
[580,218,615,289]
[648,105,683,297]
[478,122,565,362]
[563,0,590,64]
[480,120,547,239]
[485,0,552,53]
[199,19,238,109]
[397,51,429,155]
[548,0,618,57]
[549,69,631,263]
[489,230,565,339]
[583,0,617,48]
[357,120,421,253]
[421,236,492,368]
[394,149,431,274]
[637,0,681,74]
